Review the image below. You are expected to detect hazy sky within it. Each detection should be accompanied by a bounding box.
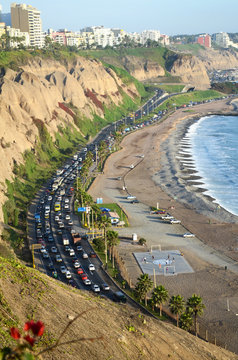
[2,0,238,35]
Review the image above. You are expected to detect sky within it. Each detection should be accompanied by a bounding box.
[2,0,238,35]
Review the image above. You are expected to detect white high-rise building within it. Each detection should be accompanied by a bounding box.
[215,32,230,48]
[141,30,161,44]
[11,3,44,48]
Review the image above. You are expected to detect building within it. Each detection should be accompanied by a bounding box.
[11,3,44,48]
[0,22,5,38]
[215,32,230,48]
[197,34,211,48]
[141,30,161,44]
[6,26,30,47]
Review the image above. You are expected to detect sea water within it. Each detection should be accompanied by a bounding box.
[185,115,238,216]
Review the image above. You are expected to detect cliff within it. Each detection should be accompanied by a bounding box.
[0,56,140,224]
[197,48,238,71]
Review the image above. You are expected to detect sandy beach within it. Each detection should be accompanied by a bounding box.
[89,97,238,353]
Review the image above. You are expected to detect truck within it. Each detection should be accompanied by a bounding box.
[72,233,81,243]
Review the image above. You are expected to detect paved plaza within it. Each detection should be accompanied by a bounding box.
[133,250,194,276]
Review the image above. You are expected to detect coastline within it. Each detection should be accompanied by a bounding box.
[89,97,238,261]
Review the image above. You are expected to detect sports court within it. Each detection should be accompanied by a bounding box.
[134,249,194,276]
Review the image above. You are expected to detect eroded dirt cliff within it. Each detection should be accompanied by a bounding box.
[0,56,139,223]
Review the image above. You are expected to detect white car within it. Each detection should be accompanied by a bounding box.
[161,215,174,220]
[82,252,88,259]
[65,270,72,279]
[64,198,70,203]
[51,246,58,253]
[183,232,195,238]
[91,284,100,293]
[74,261,81,268]
[170,219,181,224]
[83,279,91,286]
[88,264,95,272]
[65,214,71,220]
[60,265,66,274]
[64,204,69,209]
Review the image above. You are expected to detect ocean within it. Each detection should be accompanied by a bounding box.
[183,115,238,216]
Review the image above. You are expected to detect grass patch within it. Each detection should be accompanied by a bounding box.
[155,90,223,111]
[97,203,129,227]
[157,84,185,93]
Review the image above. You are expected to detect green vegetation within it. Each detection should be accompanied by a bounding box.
[157,84,185,93]
[170,43,205,55]
[99,203,129,226]
[156,90,223,111]
[211,82,238,94]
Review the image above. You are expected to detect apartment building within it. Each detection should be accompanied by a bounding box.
[215,32,230,48]
[5,25,30,47]
[11,3,44,48]
[197,34,211,48]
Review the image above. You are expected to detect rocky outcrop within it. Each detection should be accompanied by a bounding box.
[170,55,210,89]
[0,57,139,223]
[121,55,165,81]
[198,48,238,71]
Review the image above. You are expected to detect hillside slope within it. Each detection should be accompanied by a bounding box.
[0,56,140,226]
[0,255,237,360]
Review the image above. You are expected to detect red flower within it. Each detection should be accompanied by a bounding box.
[24,320,45,337]
[24,320,34,332]
[24,335,35,347]
[10,327,21,339]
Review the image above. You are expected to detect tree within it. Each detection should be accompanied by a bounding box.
[106,230,120,268]
[98,215,111,268]
[187,294,205,336]
[134,273,153,306]
[151,285,169,316]
[138,237,146,246]
[169,295,185,327]
[179,309,193,331]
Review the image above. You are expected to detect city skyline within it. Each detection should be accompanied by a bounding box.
[2,0,238,35]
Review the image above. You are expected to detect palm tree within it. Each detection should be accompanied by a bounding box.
[134,273,153,306]
[179,309,193,331]
[106,230,120,268]
[169,295,185,327]
[187,294,205,336]
[151,285,169,316]
[98,215,111,269]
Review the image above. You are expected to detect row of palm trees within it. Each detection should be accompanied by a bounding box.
[134,274,205,336]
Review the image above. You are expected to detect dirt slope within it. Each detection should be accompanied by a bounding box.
[0,256,237,360]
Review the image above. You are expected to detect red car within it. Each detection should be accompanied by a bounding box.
[80,273,88,281]
[77,268,84,275]
[89,251,97,258]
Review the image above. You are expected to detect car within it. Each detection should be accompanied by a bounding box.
[83,279,91,286]
[130,199,139,204]
[170,219,181,224]
[74,261,81,268]
[69,249,75,256]
[60,265,66,274]
[183,233,195,238]
[48,195,53,201]
[68,279,77,288]
[55,215,60,222]
[91,284,100,293]
[65,270,72,279]
[161,215,174,220]
[126,195,136,200]
[89,251,96,258]
[55,255,62,262]
[64,204,69,209]
[42,251,49,259]
[80,273,88,280]
[64,198,70,203]
[101,283,110,291]
[71,255,78,263]
[64,245,70,252]
[88,264,95,272]
[58,222,64,229]
[112,291,127,303]
[82,252,88,259]
[65,214,70,220]
[57,229,63,235]
[51,246,58,253]
[77,267,84,275]
[48,262,54,271]
[76,245,83,252]
[40,246,46,253]
[48,235,54,242]
[68,220,73,226]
